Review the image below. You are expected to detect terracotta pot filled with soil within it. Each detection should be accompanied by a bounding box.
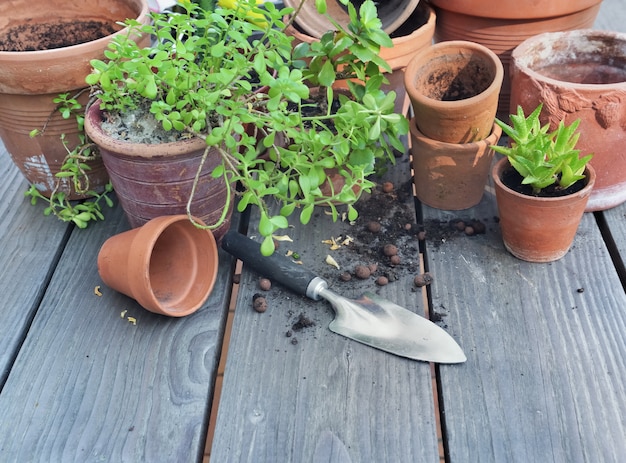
[404,40,503,144]
[84,103,234,241]
[509,29,626,212]
[410,120,502,210]
[0,0,149,199]
[428,0,602,119]
[98,215,219,317]
[492,157,596,262]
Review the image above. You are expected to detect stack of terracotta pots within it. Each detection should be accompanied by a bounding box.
[404,41,503,210]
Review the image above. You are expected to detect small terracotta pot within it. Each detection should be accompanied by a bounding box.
[0,0,149,199]
[492,157,596,262]
[84,103,233,241]
[428,0,602,119]
[509,29,626,212]
[404,40,504,144]
[283,0,421,37]
[98,215,219,317]
[410,119,502,210]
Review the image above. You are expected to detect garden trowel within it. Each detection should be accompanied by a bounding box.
[222,231,466,364]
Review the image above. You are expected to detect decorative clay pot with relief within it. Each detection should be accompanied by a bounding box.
[428,0,603,119]
[509,29,626,212]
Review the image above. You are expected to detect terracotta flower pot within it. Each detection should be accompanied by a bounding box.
[492,157,596,262]
[98,215,219,317]
[0,0,149,199]
[429,0,602,119]
[404,40,504,144]
[284,0,421,37]
[410,119,502,210]
[84,103,234,241]
[509,29,626,212]
[285,3,435,72]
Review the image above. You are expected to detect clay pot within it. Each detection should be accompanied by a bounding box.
[84,104,233,241]
[404,40,504,144]
[410,119,502,210]
[492,157,596,262]
[98,215,219,317]
[286,3,435,72]
[429,0,602,119]
[284,0,421,37]
[0,0,150,199]
[509,29,626,212]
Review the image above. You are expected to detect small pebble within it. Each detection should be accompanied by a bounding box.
[383,244,398,256]
[375,276,389,286]
[471,220,486,234]
[417,230,426,241]
[367,263,378,274]
[339,272,352,282]
[252,294,268,313]
[382,181,394,193]
[286,330,293,337]
[291,338,298,345]
[404,223,412,231]
[414,272,434,287]
[390,255,401,265]
[259,278,271,291]
[455,220,466,231]
[577,287,585,293]
[367,221,382,233]
[464,226,475,236]
[354,264,371,279]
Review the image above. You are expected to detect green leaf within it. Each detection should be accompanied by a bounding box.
[260,236,276,256]
[315,0,327,14]
[300,204,314,225]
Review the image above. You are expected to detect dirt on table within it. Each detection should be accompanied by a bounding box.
[0,20,118,51]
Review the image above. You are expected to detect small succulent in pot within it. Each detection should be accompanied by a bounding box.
[85,0,407,254]
[491,103,593,195]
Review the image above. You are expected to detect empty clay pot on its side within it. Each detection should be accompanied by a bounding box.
[98,215,219,317]
[404,40,504,144]
[410,119,502,210]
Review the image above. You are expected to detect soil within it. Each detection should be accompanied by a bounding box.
[0,20,118,51]
[500,165,587,197]
[426,58,494,101]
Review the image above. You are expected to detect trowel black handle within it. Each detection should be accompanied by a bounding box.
[222,231,324,299]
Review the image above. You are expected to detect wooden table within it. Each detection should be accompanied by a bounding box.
[2,1,625,461]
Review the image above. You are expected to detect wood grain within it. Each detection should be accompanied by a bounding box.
[0,167,238,462]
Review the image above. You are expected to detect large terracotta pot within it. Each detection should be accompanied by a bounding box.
[0,0,150,199]
[284,0,421,37]
[492,157,596,262]
[509,29,626,212]
[410,120,502,210]
[404,40,504,144]
[286,3,435,72]
[84,104,234,241]
[98,215,219,317]
[428,0,603,119]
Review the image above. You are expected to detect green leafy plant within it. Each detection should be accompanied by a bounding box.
[492,104,593,195]
[85,0,408,254]
[28,92,114,228]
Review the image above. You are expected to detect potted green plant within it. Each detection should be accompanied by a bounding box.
[491,104,595,262]
[83,0,408,254]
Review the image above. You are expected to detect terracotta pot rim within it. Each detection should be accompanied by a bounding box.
[512,29,626,89]
[0,0,149,61]
[410,120,502,147]
[405,40,504,108]
[85,103,208,158]
[386,3,435,46]
[492,156,596,204]
[428,0,602,20]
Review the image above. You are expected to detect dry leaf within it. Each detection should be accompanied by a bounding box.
[325,254,340,269]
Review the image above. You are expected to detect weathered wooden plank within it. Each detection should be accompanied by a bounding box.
[211,149,441,462]
[0,142,71,385]
[0,199,237,462]
[421,171,626,462]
